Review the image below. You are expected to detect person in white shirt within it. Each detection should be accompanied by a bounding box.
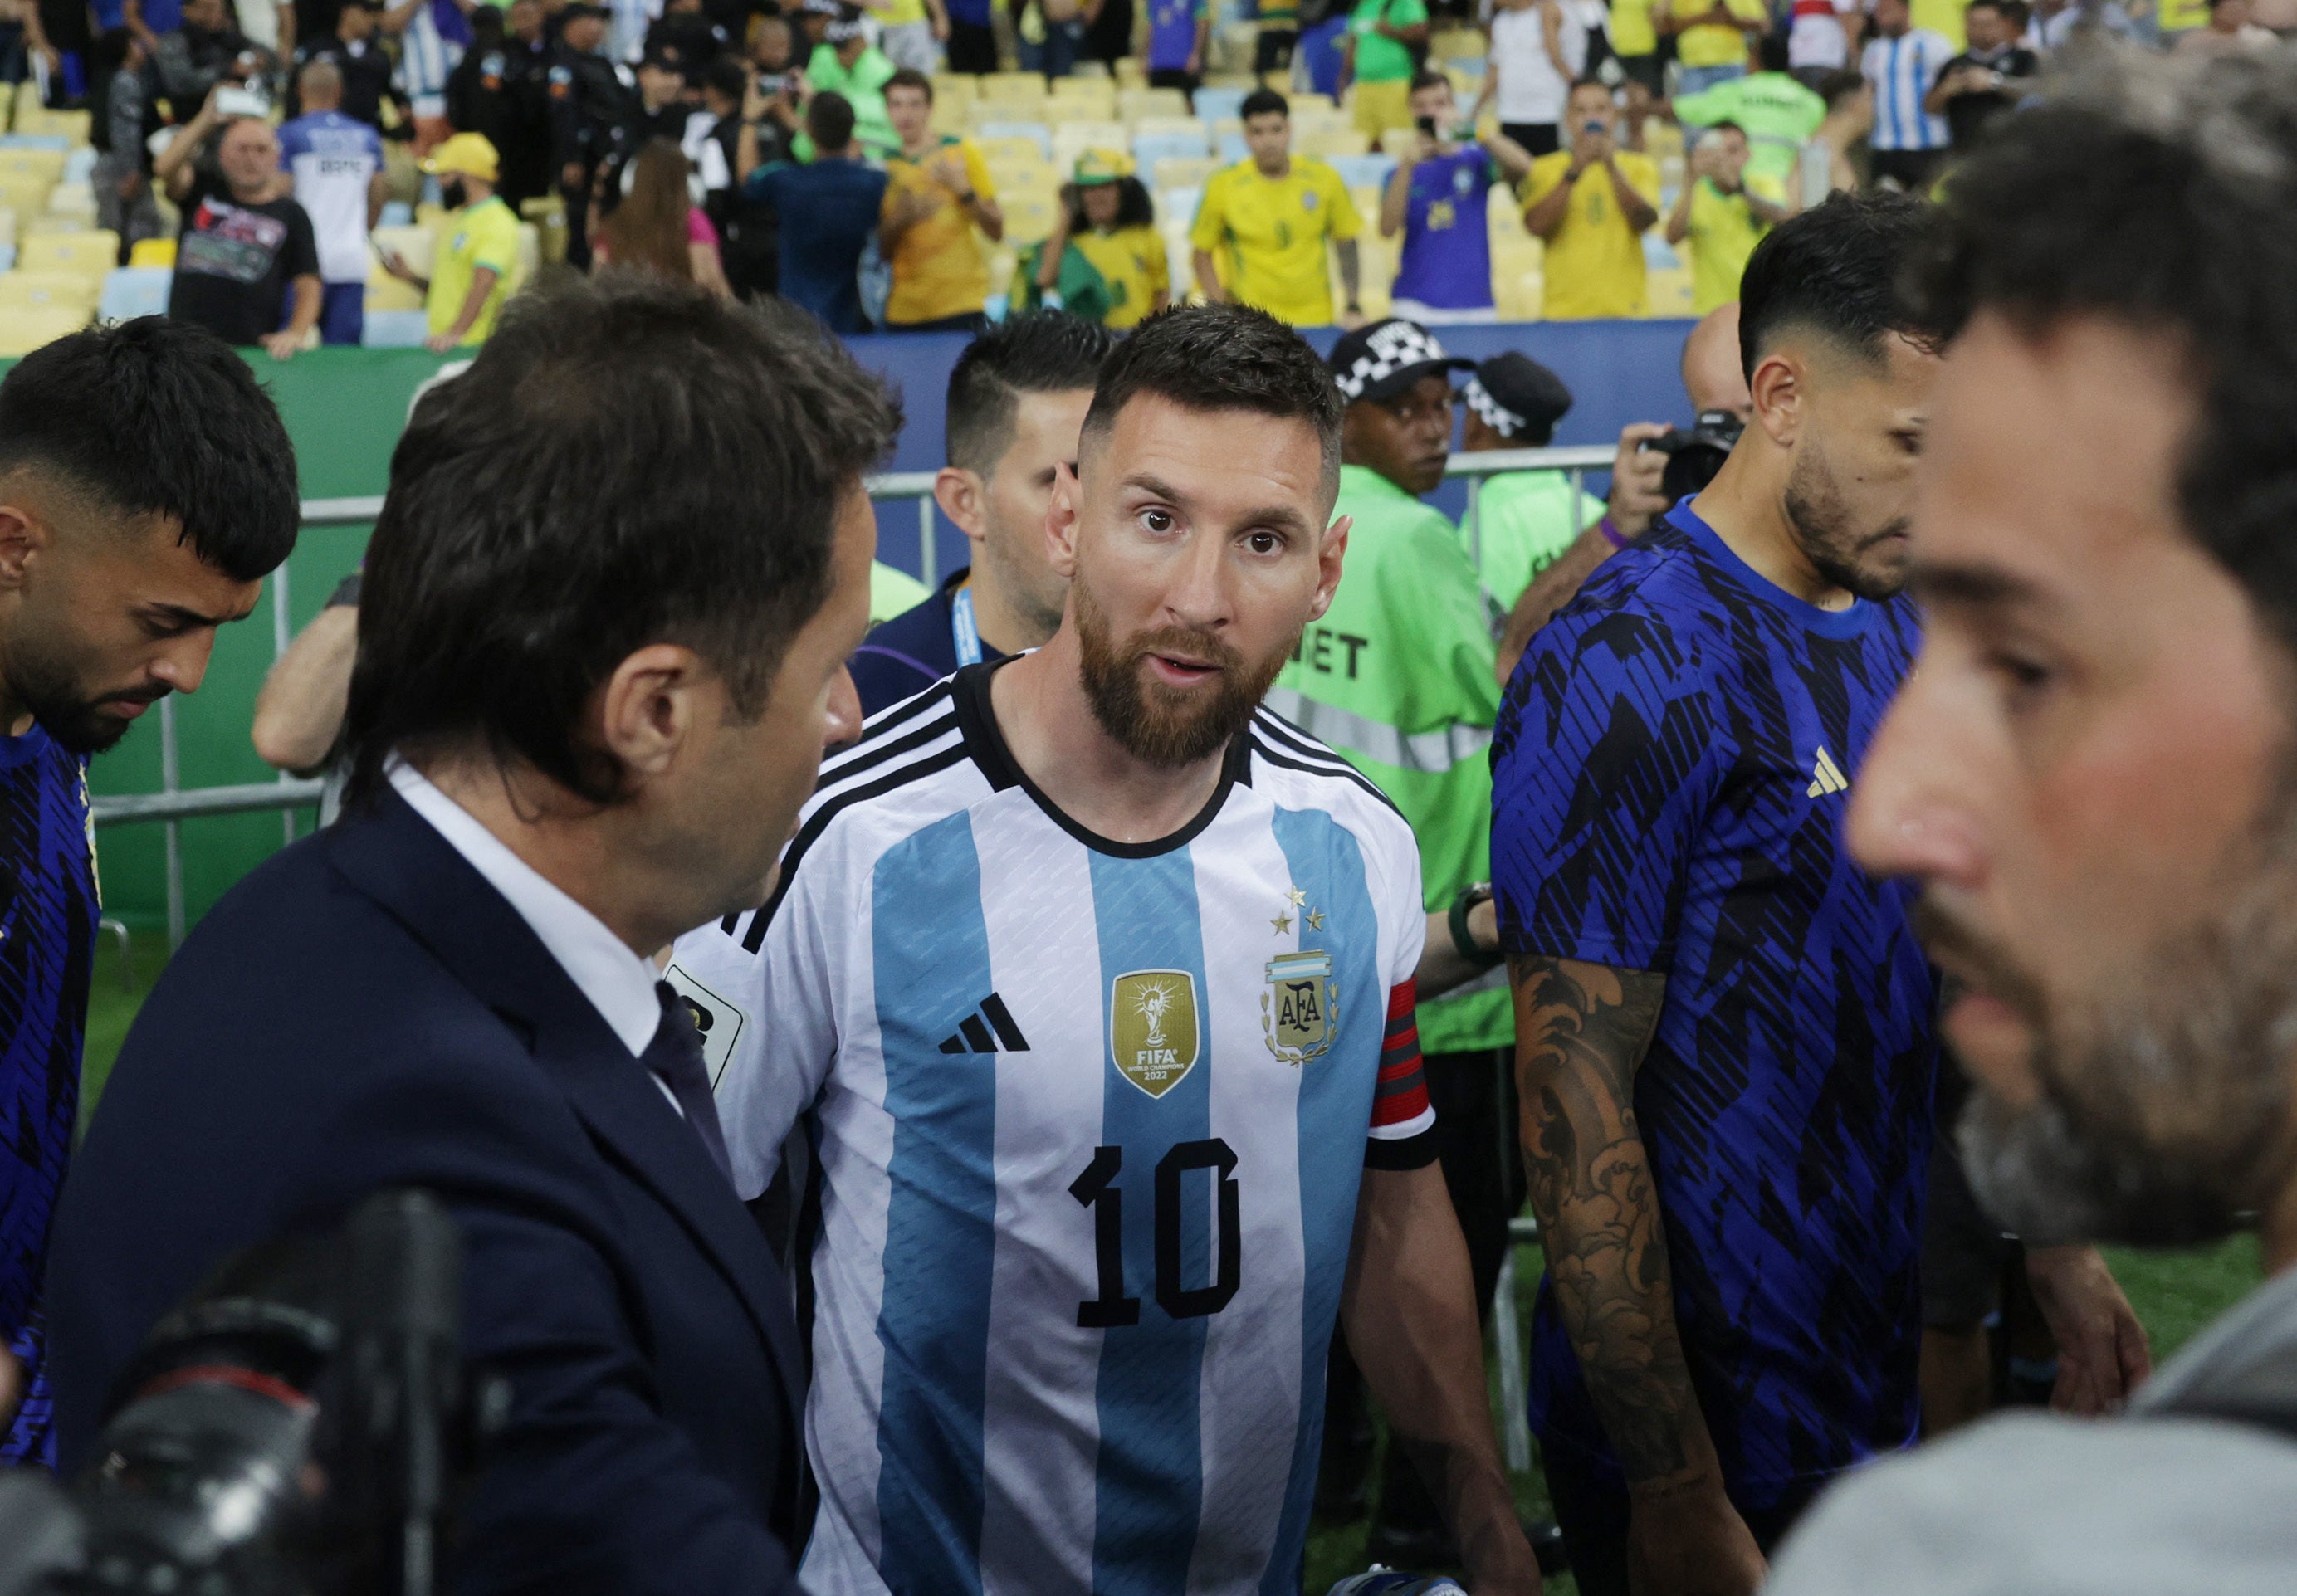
[276,59,387,345]
[1476,0,1582,154]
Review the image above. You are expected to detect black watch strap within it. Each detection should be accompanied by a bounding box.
[1449,882,1504,971]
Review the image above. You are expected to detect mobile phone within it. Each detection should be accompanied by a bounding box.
[1415,114,1438,139]
[1580,118,1608,137]
[216,84,270,118]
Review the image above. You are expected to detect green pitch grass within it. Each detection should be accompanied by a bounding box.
[81,936,2268,1595]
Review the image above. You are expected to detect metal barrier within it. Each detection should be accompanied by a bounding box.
[91,446,1617,949]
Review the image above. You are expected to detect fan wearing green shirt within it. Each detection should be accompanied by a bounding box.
[805,7,898,159]
[1268,318,1524,1563]
[1670,34,1826,193]
[1342,0,1430,142]
[1459,351,1598,620]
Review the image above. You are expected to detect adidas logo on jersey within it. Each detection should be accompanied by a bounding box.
[1806,745,1850,798]
[938,993,1031,1055]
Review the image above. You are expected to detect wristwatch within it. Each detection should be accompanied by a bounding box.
[1449,882,1504,970]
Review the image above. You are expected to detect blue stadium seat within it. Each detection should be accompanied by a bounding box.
[1131,129,1212,169]
[0,134,70,151]
[1192,86,1248,124]
[62,146,96,183]
[1216,129,1248,163]
[362,309,432,348]
[379,200,414,227]
[1327,153,1396,189]
[96,266,171,321]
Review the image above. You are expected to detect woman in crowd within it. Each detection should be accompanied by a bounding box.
[594,138,733,297]
[1030,149,1166,328]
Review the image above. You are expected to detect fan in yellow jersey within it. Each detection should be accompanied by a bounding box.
[1034,149,1170,329]
[880,69,1006,333]
[1664,121,1789,314]
[1190,89,1365,328]
[1521,81,1661,320]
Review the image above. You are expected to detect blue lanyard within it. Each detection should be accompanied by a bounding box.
[951,584,983,667]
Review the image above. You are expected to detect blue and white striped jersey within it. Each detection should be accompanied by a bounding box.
[1861,29,1953,151]
[669,661,1436,1596]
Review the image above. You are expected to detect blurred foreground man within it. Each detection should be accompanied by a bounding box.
[1491,195,2143,1596]
[0,320,297,1464]
[49,281,897,1595]
[672,305,1540,1595]
[1772,49,2297,1594]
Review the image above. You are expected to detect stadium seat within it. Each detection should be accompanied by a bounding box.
[930,97,971,135]
[1193,85,1248,124]
[0,302,87,357]
[1001,186,1059,246]
[979,72,1049,107]
[0,244,14,273]
[1215,130,1247,163]
[378,200,413,227]
[19,229,119,276]
[1161,184,1203,228]
[1048,79,1117,120]
[0,146,66,185]
[1301,128,1371,158]
[1326,153,1395,190]
[976,122,1053,161]
[931,73,979,108]
[1131,115,1208,147]
[1050,120,1129,168]
[1290,91,1338,117]
[1112,56,1147,88]
[0,174,45,228]
[97,266,171,320]
[1151,154,1217,191]
[0,270,99,316]
[22,212,88,236]
[61,146,95,183]
[0,133,69,154]
[128,237,177,268]
[360,309,431,348]
[14,108,89,144]
[43,179,97,219]
[1117,87,1189,122]
[1376,126,1420,159]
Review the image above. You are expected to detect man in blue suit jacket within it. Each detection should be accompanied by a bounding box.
[46,276,902,1596]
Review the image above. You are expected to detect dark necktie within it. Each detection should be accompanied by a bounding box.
[645,981,735,1188]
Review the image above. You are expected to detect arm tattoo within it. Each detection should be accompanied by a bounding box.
[1509,953,1700,1485]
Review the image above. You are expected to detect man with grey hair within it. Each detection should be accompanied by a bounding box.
[1772,48,2297,1592]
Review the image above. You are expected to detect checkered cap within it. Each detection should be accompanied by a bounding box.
[1466,351,1573,441]
[1326,318,1475,404]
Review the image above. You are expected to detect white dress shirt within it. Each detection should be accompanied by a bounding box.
[389,758,664,1060]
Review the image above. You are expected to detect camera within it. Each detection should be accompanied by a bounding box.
[1640,407,1745,503]
[0,1191,504,1596]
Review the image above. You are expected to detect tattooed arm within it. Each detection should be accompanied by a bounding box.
[1510,954,1765,1596]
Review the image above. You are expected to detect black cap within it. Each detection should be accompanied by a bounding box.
[639,46,682,69]
[1464,351,1573,442]
[1326,318,1474,405]
[560,2,607,19]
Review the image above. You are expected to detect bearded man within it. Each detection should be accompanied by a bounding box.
[1487,193,2146,1596]
[669,303,1542,1596]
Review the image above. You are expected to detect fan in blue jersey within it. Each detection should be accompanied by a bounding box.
[1381,71,1537,326]
[1490,195,2144,1596]
[0,320,300,1463]
[672,305,1542,1596]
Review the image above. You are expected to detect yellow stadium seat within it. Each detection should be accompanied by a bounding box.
[1131,114,1207,144]
[1050,120,1128,168]
[18,229,120,276]
[15,107,91,144]
[128,237,176,267]
[0,302,89,357]
[1113,57,1148,87]
[1047,79,1117,119]
[931,73,979,106]
[0,174,42,226]
[1645,266,1694,317]
[0,270,100,315]
[930,98,971,135]
[1430,26,1487,59]
[0,147,66,185]
[1302,128,1372,158]
[22,212,88,236]
[979,71,1048,106]
[1118,86,1189,123]
[1001,186,1060,246]
[1151,154,1217,191]
[1375,126,1419,159]
[1290,91,1337,116]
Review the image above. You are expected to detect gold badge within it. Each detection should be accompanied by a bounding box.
[1262,950,1337,1064]
[1110,969,1200,1099]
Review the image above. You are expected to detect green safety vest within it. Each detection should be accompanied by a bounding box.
[1672,72,1826,192]
[1268,464,1510,1053]
[1464,468,1603,620]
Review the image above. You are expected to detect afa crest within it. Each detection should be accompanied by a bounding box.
[1111,969,1200,1098]
[1262,950,1337,1064]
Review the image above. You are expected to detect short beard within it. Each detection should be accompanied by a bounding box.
[1073,578,1292,769]
[0,632,152,754]
[1781,439,1908,603]
[1933,808,2297,1247]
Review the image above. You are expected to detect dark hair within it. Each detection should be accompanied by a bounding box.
[1738,190,1947,380]
[344,277,900,807]
[701,56,745,103]
[1408,67,1449,94]
[1569,76,1610,97]
[1082,303,1342,489]
[1061,173,1156,236]
[885,66,932,100]
[808,90,855,150]
[1817,68,1868,110]
[1710,119,1747,139]
[1757,30,1790,72]
[1240,87,1288,121]
[1915,51,2297,649]
[946,310,1119,475]
[468,4,504,42]
[0,317,296,582]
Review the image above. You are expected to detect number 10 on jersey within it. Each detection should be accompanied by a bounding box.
[1068,1140,1242,1328]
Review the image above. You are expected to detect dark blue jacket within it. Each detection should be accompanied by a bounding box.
[848,569,1007,719]
[750,157,888,334]
[46,789,804,1596]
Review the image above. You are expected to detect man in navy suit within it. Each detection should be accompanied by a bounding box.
[46,276,901,1596]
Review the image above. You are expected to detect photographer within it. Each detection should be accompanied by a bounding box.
[48,278,896,1596]
[1381,69,1535,324]
[157,86,322,359]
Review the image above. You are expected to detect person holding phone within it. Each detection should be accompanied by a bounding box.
[156,85,323,359]
[1519,79,1659,320]
[1381,70,1536,324]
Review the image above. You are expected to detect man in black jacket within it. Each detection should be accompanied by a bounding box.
[548,1,635,266]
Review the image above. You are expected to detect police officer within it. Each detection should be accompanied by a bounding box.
[447,0,553,210]
[1267,316,1530,1569]
[547,0,637,267]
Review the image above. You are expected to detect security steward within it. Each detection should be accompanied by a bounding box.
[1458,350,1589,618]
[1265,316,1532,1569]
[447,0,554,211]
[547,0,638,267]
